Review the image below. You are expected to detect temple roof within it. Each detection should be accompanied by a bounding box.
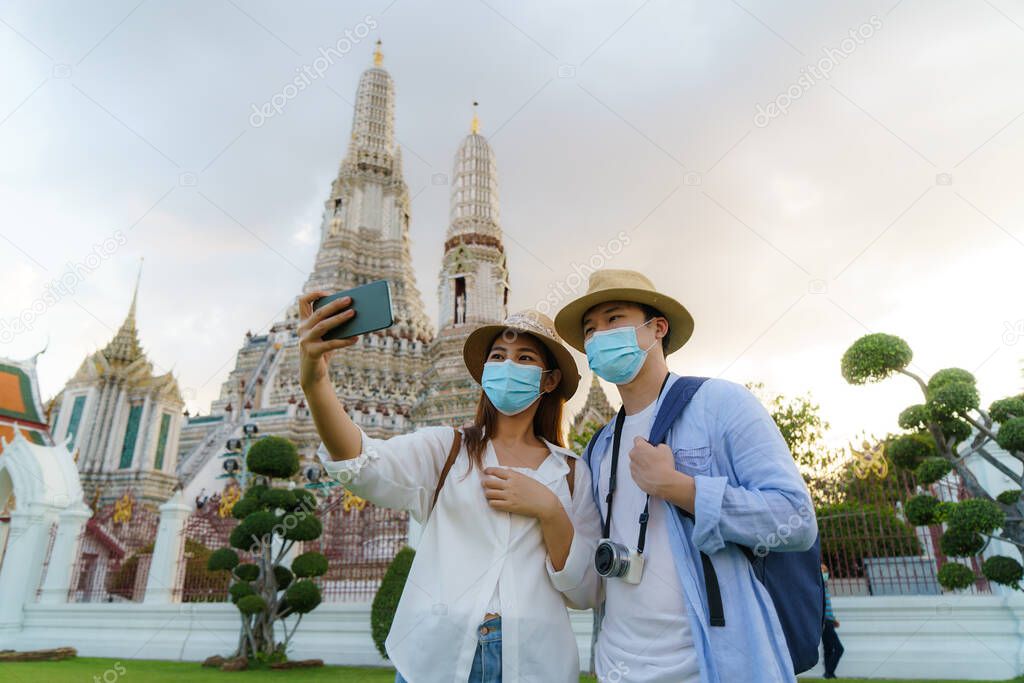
[0,353,53,455]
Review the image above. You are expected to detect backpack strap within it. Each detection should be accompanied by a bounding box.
[431,428,463,513]
[650,376,726,627]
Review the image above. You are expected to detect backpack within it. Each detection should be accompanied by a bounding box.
[432,428,576,512]
[585,376,824,674]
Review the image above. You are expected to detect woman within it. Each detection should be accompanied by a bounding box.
[298,291,602,683]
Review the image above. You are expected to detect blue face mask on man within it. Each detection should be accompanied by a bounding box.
[584,318,658,385]
[481,360,550,415]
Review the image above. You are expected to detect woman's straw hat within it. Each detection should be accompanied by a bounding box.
[553,269,694,355]
[463,310,581,399]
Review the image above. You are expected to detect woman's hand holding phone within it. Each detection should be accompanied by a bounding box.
[297,290,359,389]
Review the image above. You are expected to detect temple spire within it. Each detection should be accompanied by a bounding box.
[449,104,500,238]
[373,39,383,67]
[102,259,145,365]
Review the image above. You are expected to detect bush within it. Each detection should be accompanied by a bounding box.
[290,488,318,513]
[897,405,931,431]
[236,594,267,615]
[937,562,976,591]
[244,483,270,504]
[945,499,1005,535]
[989,397,1024,423]
[841,333,913,385]
[230,496,260,520]
[371,547,416,659]
[284,579,322,614]
[982,555,1023,588]
[247,436,300,479]
[238,510,278,541]
[996,417,1024,453]
[996,489,1021,506]
[262,488,296,511]
[208,547,240,572]
[229,523,253,551]
[904,494,940,526]
[927,368,976,393]
[936,417,972,445]
[179,539,232,603]
[234,563,260,582]
[816,502,921,578]
[229,581,255,603]
[927,381,979,418]
[273,565,294,590]
[889,433,934,470]
[281,514,322,541]
[939,525,985,557]
[914,457,952,485]
[291,551,329,578]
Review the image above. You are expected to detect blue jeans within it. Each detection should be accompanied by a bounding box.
[395,616,502,683]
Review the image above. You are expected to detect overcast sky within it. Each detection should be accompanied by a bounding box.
[3,0,1023,448]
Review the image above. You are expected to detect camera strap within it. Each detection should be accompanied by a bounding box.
[602,372,670,555]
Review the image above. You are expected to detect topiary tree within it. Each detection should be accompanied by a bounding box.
[206,436,327,664]
[842,333,1024,590]
[371,546,415,659]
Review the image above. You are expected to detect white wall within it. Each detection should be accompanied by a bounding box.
[3,596,1023,680]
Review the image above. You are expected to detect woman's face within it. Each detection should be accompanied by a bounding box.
[486,331,562,395]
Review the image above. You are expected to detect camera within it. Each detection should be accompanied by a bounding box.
[594,538,645,584]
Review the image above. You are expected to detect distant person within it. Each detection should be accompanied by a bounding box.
[821,563,844,679]
[299,293,602,683]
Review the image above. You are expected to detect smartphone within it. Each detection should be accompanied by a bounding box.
[312,280,395,341]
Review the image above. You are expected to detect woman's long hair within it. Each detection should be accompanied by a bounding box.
[462,332,565,470]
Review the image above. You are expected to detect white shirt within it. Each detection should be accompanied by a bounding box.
[317,426,603,683]
[595,400,700,683]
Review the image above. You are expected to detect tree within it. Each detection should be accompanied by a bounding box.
[747,383,847,504]
[841,333,1024,591]
[568,419,601,456]
[206,436,327,664]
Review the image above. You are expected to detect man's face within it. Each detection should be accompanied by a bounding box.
[581,300,665,353]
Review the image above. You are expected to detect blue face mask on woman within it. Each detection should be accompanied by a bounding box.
[481,360,550,415]
[584,318,658,385]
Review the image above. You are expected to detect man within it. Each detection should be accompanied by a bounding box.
[821,563,844,679]
[554,269,817,683]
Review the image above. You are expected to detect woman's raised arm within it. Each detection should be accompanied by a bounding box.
[297,290,363,462]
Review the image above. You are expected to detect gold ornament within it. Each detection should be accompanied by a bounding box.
[112,491,134,525]
[849,439,888,480]
[342,488,368,513]
[219,483,241,518]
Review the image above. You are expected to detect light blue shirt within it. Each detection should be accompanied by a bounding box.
[588,373,817,683]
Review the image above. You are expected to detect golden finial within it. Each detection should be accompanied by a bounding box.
[373,39,383,67]
[471,101,480,135]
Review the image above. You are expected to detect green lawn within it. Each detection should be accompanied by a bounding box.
[0,657,1020,682]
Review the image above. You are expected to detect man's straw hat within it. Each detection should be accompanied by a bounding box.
[553,269,694,355]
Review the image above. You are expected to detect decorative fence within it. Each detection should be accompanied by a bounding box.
[301,487,409,603]
[177,487,248,602]
[171,484,409,603]
[67,494,161,603]
[816,470,991,596]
